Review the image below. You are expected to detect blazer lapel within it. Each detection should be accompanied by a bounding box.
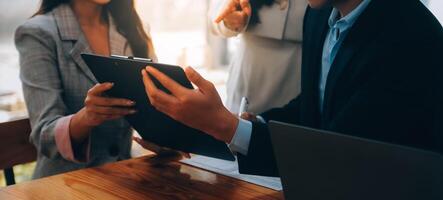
[70,35,97,82]
[322,0,386,119]
[300,7,332,127]
[109,15,130,56]
[53,4,97,83]
[308,7,332,93]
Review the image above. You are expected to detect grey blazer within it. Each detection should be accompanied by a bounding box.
[15,4,156,179]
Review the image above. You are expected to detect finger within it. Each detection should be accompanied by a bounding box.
[182,152,191,159]
[88,105,136,115]
[133,137,146,148]
[215,8,233,23]
[240,112,256,121]
[214,0,239,23]
[86,96,135,107]
[151,101,174,115]
[92,114,125,124]
[145,66,187,96]
[142,68,159,98]
[166,150,191,159]
[241,10,250,22]
[133,137,181,158]
[141,69,178,108]
[157,148,186,159]
[148,99,184,123]
[184,67,214,92]
[103,114,126,121]
[223,12,248,30]
[133,137,157,152]
[239,0,251,16]
[133,137,163,153]
[240,112,251,119]
[88,82,114,96]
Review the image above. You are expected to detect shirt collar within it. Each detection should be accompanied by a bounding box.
[328,0,372,32]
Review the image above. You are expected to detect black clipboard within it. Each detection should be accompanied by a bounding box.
[81,53,235,161]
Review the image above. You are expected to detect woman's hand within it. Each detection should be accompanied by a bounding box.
[70,83,136,143]
[215,0,252,32]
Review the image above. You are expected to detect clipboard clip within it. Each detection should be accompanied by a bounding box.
[111,54,152,62]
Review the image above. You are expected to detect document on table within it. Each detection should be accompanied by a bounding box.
[180,155,282,191]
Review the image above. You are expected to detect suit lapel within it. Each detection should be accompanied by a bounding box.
[300,7,332,127]
[309,7,332,92]
[53,4,97,83]
[322,0,386,119]
[109,15,130,56]
[70,35,97,82]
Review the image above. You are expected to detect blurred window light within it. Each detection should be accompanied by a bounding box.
[0,0,442,113]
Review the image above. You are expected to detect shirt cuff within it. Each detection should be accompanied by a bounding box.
[54,115,91,163]
[228,118,253,155]
[256,115,266,123]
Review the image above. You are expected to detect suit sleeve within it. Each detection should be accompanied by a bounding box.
[15,24,90,161]
[261,95,301,124]
[237,122,279,177]
[236,95,302,177]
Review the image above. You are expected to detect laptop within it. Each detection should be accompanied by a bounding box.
[81,53,234,161]
[269,121,443,200]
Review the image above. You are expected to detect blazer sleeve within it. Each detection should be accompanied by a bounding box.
[236,95,302,177]
[15,23,70,160]
[237,122,279,177]
[261,95,301,124]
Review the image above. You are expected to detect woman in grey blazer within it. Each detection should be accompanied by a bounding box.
[209,0,306,114]
[15,0,156,178]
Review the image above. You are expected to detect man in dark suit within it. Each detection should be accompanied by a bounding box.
[141,0,443,177]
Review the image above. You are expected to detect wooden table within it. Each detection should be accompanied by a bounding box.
[0,155,284,200]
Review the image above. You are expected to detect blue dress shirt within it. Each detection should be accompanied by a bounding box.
[319,0,372,112]
[228,0,372,155]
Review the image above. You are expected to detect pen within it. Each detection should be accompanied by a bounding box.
[238,97,249,117]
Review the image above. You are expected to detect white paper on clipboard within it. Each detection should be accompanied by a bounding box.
[180,155,282,191]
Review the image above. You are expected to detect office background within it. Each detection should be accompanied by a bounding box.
[0,0,441,186]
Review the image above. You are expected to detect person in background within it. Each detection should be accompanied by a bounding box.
[15,0,157,178]
[140,0,443,177]
[209,0,307,114]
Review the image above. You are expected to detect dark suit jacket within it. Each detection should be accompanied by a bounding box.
[237,0,443,177]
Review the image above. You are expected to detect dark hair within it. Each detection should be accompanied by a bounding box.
[249,0,276,26]
[34,0,149,58]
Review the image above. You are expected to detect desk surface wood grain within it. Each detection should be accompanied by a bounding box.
[0,155,284,200]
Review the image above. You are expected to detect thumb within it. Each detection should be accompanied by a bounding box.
[215,1,236,23]
[185,67,213,92]
[240,0,251,16]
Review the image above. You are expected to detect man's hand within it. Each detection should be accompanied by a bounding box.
[240,112,259,122]
[215,0,252,32]
[141,66,239,143]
